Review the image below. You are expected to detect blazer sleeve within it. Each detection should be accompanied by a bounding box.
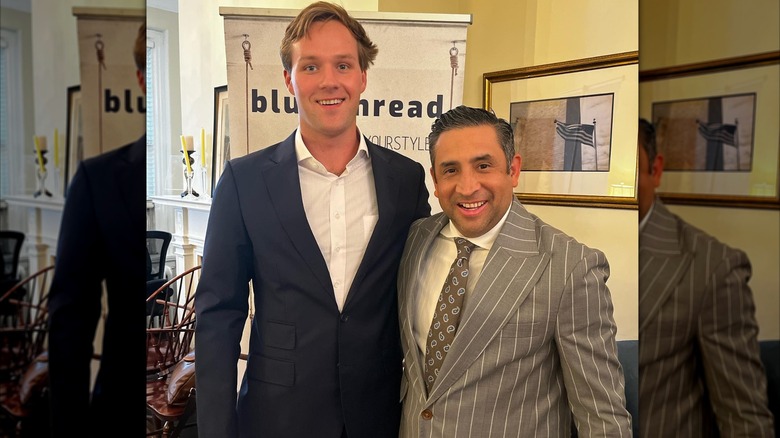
[194,161,255,438]
[697,248,775,436]
[554,247,633,437]
[47,161,106,433]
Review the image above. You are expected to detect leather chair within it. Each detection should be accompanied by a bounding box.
[146,266,200,376]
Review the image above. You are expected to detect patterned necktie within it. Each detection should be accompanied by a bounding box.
[424,237,476,392]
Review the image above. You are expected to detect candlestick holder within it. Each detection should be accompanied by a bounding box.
[199,165,210,200]
[53,167,62,198]
[180,150,199,199]
[33,149,53,198]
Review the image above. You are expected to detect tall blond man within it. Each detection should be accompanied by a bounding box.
[194,3,429,437]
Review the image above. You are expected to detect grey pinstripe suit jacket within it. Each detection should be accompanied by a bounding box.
[638,200,774,437]
[398,199,632,437]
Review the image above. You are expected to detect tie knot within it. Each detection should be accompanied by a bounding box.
[454,238,476,260]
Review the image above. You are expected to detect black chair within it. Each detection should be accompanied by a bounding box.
[616,339,638,438]
[0,231,25,295]
[147,231,172,281]
[146,278,171,328]
[759,340,779,437]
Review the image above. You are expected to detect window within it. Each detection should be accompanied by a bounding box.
[0,27,24,198]
[146,27,170,198]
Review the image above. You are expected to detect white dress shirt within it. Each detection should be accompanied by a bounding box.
[295,129,378,312]
[639,199,655,232]
[413,205,512,354]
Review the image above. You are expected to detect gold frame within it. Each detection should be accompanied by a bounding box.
[211,85,229,196]
[484,51,639,209]
[639,51,780,209]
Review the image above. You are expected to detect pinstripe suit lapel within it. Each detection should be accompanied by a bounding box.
[400,214,450,396]
[428,200,550,401]
[639,201,692,332]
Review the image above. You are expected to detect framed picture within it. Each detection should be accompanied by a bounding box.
[211,85,230,196]
[640,51,780,208]
[484,51,638,208]
[64,85,82,197]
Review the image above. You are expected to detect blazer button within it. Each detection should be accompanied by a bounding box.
[340,314,349,322]
[420,409,433,420]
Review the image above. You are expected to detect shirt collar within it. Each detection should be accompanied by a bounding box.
[440,202,512,250]
[639,199,655,232]
[294,128,370,173]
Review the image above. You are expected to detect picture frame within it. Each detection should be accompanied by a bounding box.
[211,85,229,196]
[64,85,82,197]
[484,51,638,208]
[640,51,780,208]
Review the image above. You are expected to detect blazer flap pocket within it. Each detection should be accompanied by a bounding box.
[248,355,295,387]
[264,320,296,350]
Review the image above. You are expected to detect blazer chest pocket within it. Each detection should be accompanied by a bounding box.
[264,320,296,350]
[500,322,543,338]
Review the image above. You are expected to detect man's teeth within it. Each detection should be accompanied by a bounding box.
[460,202,484,209]
[319,99,342,105]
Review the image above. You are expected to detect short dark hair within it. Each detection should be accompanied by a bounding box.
[638,118,657,172]
[133,23,145,72]
[428,105,515,173]
[280,1,378,73]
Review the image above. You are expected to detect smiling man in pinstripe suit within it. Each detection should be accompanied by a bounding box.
[638,118,774,437]
[397,106,632,437]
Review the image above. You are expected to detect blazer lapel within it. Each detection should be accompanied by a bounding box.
[344,141,399,308]
[638,201,692,332]
[262,133,333,294]
[400,214,449,395]
[114,135,145,232]
[428,200,550,401]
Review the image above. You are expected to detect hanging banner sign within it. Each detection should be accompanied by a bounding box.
[73,7,145,159]
[221,7,471,210]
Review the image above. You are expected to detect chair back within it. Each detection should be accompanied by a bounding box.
[146,230,172,281]
[0,231,24,285]
[146,265,200,377]
[0,265,54,381]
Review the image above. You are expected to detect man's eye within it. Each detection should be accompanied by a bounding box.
[478,163,491,170]
[303,65,317,72]
[338,64,350,70]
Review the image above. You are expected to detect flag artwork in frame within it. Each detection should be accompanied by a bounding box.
[484,51,639,209]
[510,93,614,172]
[640,51,779,209]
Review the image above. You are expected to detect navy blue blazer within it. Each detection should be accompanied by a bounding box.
[48,135,147,435]
[195,132,430,438]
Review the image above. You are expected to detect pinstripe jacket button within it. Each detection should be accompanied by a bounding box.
[420,409,433,420]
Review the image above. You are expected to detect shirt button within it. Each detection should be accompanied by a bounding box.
[335,212,340,219]
[421,409,433,420]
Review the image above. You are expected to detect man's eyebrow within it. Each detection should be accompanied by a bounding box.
[297,53,357,63]
[437,154,494,168]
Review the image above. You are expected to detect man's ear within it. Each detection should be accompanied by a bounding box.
[509,154,521,187]
[136,69,146,95]
[430,166,439,199]
[651,154,664,188]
